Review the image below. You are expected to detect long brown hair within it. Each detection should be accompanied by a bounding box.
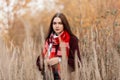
[46,13,74,40]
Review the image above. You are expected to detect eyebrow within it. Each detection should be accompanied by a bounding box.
[53,22,63,24]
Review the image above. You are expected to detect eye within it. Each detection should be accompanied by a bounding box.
[58,22,63,24]
[53,22,63,25]
[53,22,57,25]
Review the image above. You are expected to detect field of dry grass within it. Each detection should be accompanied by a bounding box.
[0,24,120,80]
[0,0,120,80]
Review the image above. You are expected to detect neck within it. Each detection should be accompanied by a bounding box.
[56,31,64,36]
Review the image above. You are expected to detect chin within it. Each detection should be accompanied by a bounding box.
[55,31,60,34]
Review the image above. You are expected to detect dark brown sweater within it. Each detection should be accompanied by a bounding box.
[68,35,81,71]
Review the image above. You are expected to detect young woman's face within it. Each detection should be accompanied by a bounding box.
[52,17,64,35]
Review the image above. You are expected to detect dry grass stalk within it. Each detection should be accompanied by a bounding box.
[60,44,68,80]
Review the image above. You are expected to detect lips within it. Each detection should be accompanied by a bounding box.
[55,29,59,31]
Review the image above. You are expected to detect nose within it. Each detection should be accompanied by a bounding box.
[55,23,59,27]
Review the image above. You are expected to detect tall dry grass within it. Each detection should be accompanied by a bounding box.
[0,35,42,80]
[0,21,120,80]
[0,1,120,80]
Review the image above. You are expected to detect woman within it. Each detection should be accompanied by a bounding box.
[36,13,81,80]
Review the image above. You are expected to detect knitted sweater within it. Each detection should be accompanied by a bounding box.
[68,35,81,71]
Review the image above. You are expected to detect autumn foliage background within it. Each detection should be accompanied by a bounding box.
[0,0,120,80]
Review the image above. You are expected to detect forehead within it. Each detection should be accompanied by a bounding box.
[53,17,62,22]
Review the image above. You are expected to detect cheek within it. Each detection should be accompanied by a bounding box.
[60,26,64,30]
[52,26,55,30]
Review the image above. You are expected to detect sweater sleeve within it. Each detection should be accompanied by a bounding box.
[68,35,81,71]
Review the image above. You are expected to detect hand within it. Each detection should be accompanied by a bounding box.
[47,57,60,66]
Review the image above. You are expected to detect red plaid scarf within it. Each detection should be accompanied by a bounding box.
[43,31,70,59]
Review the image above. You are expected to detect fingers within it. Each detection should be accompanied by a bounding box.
[47,57,59,66]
